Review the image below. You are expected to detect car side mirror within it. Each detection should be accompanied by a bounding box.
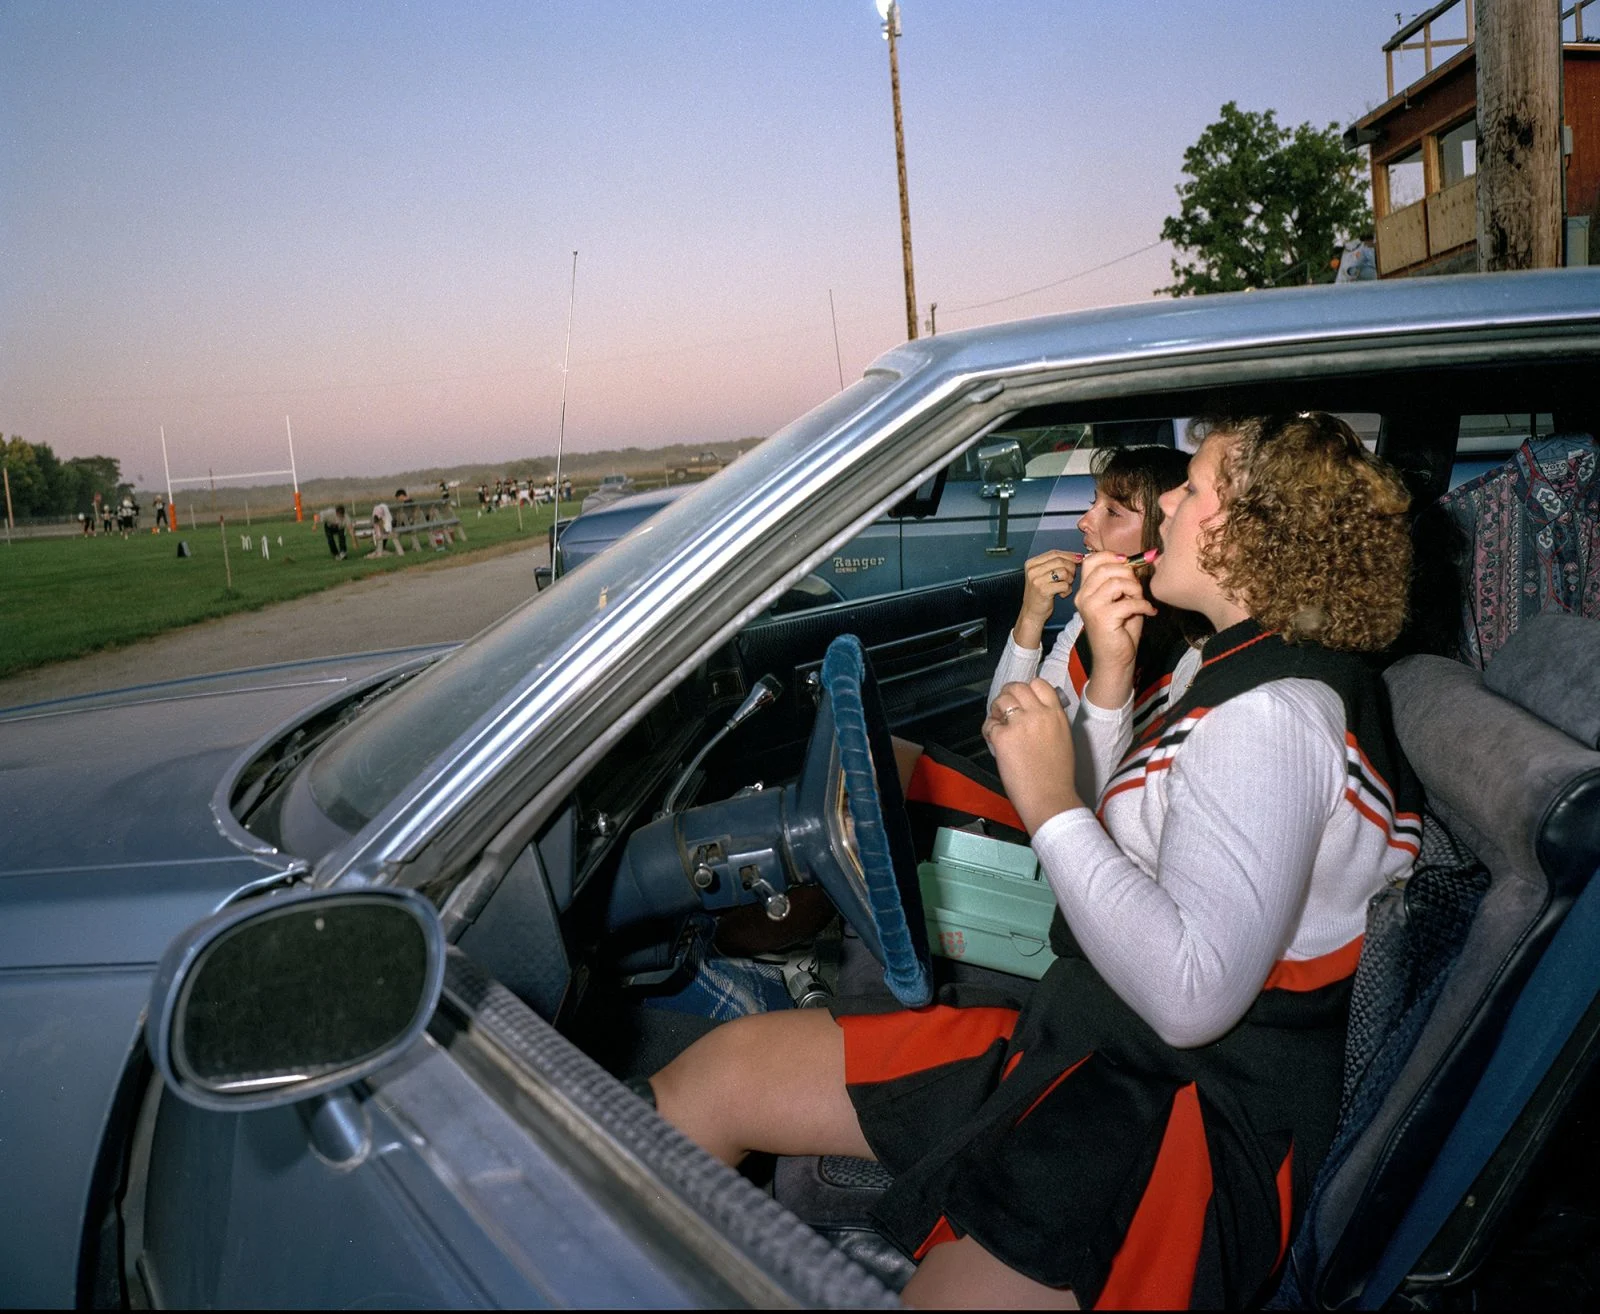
[146,887,445,1112]
[976,439,1026,555]
[976,439,1024,497]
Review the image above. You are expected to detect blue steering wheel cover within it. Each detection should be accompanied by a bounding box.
[821,635,933,1008]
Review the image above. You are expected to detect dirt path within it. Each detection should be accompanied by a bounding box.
[0,540,548,710]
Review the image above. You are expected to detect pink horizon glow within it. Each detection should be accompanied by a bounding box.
[1,2,1407,488]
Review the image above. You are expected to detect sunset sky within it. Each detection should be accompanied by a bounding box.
[1,2,1427,487]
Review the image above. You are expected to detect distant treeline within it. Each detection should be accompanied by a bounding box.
[2,437,129,517]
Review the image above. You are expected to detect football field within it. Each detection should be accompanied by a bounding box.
[0,502,571,679]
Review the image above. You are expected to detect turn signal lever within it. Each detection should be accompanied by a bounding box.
[658,674,782,817]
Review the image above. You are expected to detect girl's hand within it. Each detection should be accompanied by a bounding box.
[1075,552,1158,709]
[982,678,1083,833]
[1012,550,1082,649]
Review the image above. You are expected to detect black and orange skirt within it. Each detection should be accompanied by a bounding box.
[834,927,1353,1308]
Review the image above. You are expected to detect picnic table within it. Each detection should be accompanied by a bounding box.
[352,498,467,555]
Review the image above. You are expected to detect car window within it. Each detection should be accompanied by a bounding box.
[306,373,898,833]
[1176,412,1382,452]
[1458,413,1555,455]
[944,417,1176,482]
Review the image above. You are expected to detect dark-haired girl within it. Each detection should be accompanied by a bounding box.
[904,444,1204,838]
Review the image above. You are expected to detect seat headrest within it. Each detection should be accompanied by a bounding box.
[1483,613,1600,750]
[1386,655,1600,897]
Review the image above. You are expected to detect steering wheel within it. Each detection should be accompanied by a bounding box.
[604,633,932,1008]
[791,635,933,1007]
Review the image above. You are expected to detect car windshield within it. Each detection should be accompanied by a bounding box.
[307,374,898,833]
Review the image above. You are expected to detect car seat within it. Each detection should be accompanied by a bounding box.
[1274,612,1600,1307]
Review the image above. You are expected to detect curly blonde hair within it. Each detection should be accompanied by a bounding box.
[1192,413,1412,652]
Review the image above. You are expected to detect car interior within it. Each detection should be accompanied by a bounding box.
[232,353,1600,1303]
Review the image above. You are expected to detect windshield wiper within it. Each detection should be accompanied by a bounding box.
[235,669,421,824]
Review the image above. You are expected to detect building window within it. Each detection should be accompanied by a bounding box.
[1387,147,1426,208]
[1439,117,1478,187]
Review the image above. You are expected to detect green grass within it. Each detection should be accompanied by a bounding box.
[0,501,574,678]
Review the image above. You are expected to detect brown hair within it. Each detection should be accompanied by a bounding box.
[1091,444,1192,553]
[1093,443,1212,647]
[1191,413,1412,651]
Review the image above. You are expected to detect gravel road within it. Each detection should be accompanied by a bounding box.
[0,541,548,710]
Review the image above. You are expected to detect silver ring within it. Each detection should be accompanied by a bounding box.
[1000,705,1019,722]
[1050,570,1061,582]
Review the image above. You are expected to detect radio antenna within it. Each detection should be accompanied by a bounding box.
[551,249,578,575]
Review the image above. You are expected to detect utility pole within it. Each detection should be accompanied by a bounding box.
[1476,0,1563,270]
[880,0,919,340]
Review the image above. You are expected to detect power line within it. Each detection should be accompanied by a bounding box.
[943,240,1166,315]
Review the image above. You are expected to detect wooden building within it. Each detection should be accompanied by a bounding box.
[1346,0,1600,276]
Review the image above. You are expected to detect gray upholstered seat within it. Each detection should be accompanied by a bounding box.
[1280,620,1600,1306]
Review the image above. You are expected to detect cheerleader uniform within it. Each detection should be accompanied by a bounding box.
[837,620,1421,1307]
[903,610,1198,840]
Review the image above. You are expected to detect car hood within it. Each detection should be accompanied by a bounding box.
[0,647,445,876]
[569,484,686,528]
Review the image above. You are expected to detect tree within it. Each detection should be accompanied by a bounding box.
[1160,102,1372,296]
[61,455,127,511]
[1,437,48,516]
[0,438,125,516]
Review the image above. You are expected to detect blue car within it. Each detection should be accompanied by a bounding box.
[4,271,1600,1308]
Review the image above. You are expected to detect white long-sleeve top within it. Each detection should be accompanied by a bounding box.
[988,617,1088,712]
[989,617,1204,803]
[1031,679,1415,1048]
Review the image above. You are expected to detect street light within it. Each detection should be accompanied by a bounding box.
[877,0,918,340]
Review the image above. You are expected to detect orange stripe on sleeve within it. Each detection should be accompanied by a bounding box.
[838,1004,1020,1086]
[1095,1082,1213,1310]
[1345,788,1421,856]
[1095,776,1147,820]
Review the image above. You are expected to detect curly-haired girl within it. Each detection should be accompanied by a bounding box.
[652,412,1420,1309]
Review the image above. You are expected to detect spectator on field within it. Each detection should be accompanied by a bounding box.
[322,505,349,559]
[154,497,169,531]
[368,501,397,556]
